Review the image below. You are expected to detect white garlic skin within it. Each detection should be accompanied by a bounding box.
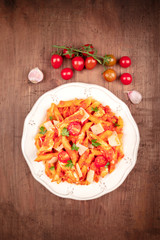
[28,67,44,83]
[128,90,142,104]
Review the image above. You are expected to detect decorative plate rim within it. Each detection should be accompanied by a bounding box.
[21,82,140,200]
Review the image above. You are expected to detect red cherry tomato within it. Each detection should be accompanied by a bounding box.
[72,57,84,71]
[81,44,94,56]
[119,56,131,68]
[61,68,73,80]
[95,156,107,168]
[58,151,70,163]
[63,48,75,59]
[120,73,132,85]
[85,57,97,70]
[51,54,63,69]
[68,122,82,136]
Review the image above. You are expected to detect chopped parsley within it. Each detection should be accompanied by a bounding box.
[105,162,110,168]
[91,139,101,147]
[91,107,99,112]
[114,123,120,127]
[61,127,69,136]
[112,121,120,127]
[71,143,79,151]
[65,160,74,168]
[49,166,55,170]
[39,126,47,135]
[49,116,53,120]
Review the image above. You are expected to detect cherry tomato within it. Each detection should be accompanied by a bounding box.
[119,56,131,68]
[61,68,73,80]
[103,69,117,82]
[95,156,107,168]
[63,48,75,59]
[81,44,94,56]
[72,57,84,71]
[51,54,63,69]
[120,73,132,85]
[58,151,70,163]
[68,122,81,136]
[85,57,97,70]
[104,55,117,66]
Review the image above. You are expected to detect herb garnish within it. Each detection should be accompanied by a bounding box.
[65,160,74,168]
[49,166,55,170]
[91,107,99,112]
[91,139,101,147]
[112,121,120,127]
[61,127,69,136]
[114,123,120,127]
[49,116,53,120]
[105,162,110,168]
[71,143,79,151]
[39,126,47,135]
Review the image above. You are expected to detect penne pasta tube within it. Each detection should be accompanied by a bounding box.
[62,136,78,164]
[53,103,64,122]
[35,153,58,162]
[76,122,93,144]
[78,149,90,167]
[98,130,113,140]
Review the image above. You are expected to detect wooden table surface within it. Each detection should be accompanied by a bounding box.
[0,0,160,239]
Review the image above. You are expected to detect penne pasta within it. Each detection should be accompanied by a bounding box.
[35,153,58,162]
[34,98,124,185]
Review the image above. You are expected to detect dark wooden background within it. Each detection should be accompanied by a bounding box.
[0,0,160,239]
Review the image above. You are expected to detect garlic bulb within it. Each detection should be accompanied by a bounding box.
[28,67,44,83]
[127,90,142,104]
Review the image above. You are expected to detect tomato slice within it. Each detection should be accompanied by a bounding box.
[68,122,81,136]
[94,156,107,168]
[58,151,70,163]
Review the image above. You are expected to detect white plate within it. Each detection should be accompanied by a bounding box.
[21,82,140,200]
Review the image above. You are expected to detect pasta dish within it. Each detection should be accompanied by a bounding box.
[34,97,124,185]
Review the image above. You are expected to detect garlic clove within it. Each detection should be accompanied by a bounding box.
[28,67,44,83]
[128,90,142,104]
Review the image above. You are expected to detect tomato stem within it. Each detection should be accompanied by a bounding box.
[52,45,105,64]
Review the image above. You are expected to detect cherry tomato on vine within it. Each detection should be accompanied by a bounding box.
[61,68,73,80]
[120,73,132,85]
[119,56,131,68]
[85,57,97,70]
[81,44,94,56]
[103,69,117,82]
[104,54,117,66]
[58,151,70,163]
[51,54,63,69]
[72,56,84,71]
[63,48,75,59]
[68,122,81,136]
[95,156,107,168]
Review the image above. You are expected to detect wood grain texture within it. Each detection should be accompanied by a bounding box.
[0,0,160,239]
